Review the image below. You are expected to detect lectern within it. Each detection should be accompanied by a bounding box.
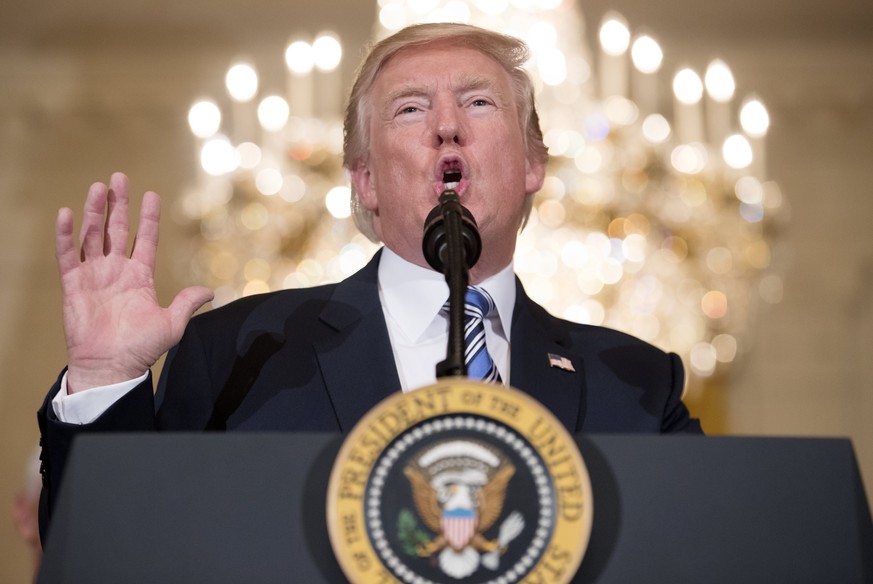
[38,434,872,583]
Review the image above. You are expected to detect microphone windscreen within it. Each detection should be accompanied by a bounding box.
[422,190,481,273]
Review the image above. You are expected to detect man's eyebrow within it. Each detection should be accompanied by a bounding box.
[383,84,434,105]
[455,75,512,107]
[454,74,501,95]
[382,75,505,105]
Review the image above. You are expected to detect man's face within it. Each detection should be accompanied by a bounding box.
[350,40,546,282]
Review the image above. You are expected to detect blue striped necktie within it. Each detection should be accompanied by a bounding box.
[458,286,502,383]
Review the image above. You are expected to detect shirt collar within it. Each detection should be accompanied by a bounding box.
[378,247,516,342]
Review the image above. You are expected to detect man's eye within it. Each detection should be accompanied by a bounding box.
[399,106,419,114]
[471,99,490,107]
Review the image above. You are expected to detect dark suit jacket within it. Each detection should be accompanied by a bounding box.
[38,250,701,531]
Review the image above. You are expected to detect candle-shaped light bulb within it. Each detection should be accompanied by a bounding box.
[723,134,753,169]
[673,68,703,105]
[599,13,630,56]
[226,62,258,103]
[631,34,662,74]
[704,60,735,144]
[673,68,704,143]
[598,12,630,99]
[258,96,290,132]
[188,100,221,138]
[313,32,342,72]
[285,40,314,75]
[285,39,314,120]
[740,97,770,137]
[705,60,735,103]
[630,32,661,114]
[200,135,239,176]
[313,31,343,119]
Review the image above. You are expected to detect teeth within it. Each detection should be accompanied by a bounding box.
[443,170,461,190]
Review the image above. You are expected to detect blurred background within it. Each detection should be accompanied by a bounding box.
[1,0,872,580]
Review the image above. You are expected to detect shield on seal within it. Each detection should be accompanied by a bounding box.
[441,508,477,550]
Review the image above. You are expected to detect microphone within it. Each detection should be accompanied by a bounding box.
[423,183,482,379]
[422,189,481,273]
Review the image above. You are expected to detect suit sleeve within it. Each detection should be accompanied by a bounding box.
[37,369,156,544]
[660,352,703,434]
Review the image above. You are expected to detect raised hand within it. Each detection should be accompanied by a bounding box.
[55,173,214,393]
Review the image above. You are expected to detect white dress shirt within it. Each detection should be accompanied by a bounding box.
[377,248,515,391]
[53,249,516,423]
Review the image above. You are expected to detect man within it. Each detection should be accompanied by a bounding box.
[39,22,701,535]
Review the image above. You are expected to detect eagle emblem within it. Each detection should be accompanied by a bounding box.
[402,439,525,579]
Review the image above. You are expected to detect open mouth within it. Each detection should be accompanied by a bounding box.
[442,170,462,190]
[437,156,466,192]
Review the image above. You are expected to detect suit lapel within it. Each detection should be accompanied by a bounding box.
[509,278,586,433]
[312,257,585,433]
[315,250,401,432]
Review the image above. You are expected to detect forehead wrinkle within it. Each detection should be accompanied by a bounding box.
[381,73,508,108]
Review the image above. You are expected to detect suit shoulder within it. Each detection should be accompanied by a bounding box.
[574,322,669,354]
[188,284,338,334]
[527,301,672,356]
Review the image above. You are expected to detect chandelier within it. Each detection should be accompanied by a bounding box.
[177,0,785,393]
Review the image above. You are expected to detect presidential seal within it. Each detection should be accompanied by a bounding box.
[327,379,593,584]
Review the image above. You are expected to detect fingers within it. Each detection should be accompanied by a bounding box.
[130,190,161,268]
[68,173,149,264]
[167,286,215,337]
[78,181,109,260]
[55,207,79,276]
[104,172,131,255]
[77,172,132,260]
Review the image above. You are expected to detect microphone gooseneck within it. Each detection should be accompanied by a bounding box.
[422,187,482,379]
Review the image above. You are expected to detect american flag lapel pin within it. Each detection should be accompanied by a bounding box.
[547,353,576,372]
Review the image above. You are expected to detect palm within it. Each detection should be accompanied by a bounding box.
[56,173,213,391]
[63,254,174,374]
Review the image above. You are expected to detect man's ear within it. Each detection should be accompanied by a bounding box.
[524,155,547,195]
[349,163,378,211]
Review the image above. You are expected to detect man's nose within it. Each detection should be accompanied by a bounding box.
[432,102,466,147]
